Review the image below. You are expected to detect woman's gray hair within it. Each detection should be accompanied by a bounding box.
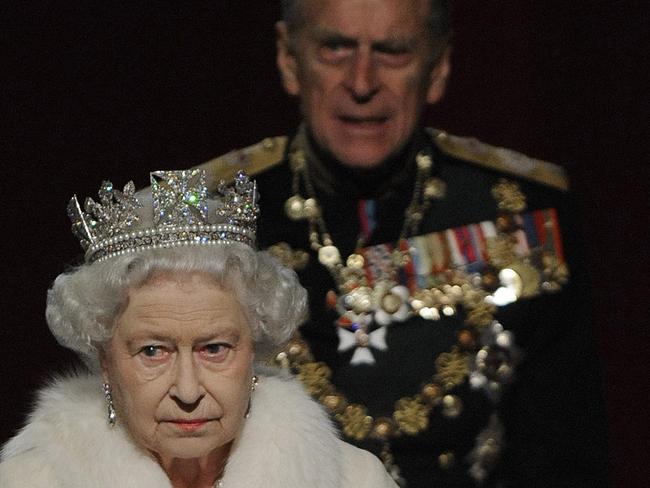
[46,244,308,370]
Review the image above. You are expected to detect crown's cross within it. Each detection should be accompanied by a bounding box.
[151,169,208,226]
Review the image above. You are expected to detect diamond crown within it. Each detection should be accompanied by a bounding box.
[67,169,258,262]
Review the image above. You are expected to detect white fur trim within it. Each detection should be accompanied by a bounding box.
[0,372,395,488]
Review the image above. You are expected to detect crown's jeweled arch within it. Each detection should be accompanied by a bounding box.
[67,169,259,263]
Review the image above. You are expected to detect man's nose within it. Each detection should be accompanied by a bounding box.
[345,50,379,103]
[170,352,204,406]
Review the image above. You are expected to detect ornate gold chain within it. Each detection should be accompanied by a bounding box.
[283,148,445,270]
[276,274,498,443]
[272,144,567,478]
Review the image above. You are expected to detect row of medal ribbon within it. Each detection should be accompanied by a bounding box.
[360,208,564,290]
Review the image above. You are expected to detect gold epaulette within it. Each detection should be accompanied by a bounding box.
[195,136,288,190]
[428,128,569,191]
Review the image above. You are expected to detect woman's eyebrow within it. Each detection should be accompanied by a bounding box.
[125,324,241,343]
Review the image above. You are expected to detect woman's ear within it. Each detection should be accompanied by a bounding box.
[276,21,301,96]
[99,347,111,383]
[426,47,452,104]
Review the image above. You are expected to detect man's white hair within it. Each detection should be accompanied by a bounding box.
[281,0,452,57]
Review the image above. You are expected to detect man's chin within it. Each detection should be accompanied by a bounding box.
[330,143,395,169]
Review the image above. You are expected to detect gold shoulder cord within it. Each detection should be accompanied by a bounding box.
[195,136,288,190]
[430,129,569,192]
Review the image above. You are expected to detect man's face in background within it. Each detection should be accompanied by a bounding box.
[277,0,450,169]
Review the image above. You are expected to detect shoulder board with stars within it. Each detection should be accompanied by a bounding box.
[195,136,288,191]
[428,128,569,192]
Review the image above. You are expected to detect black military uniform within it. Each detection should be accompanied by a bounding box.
[200,126,609,487]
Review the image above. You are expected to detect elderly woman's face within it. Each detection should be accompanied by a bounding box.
[101,272,254,461]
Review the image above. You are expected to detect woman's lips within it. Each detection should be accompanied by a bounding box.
[167,419,210,432]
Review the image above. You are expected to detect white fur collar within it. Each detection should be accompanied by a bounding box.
[1,372,343,487]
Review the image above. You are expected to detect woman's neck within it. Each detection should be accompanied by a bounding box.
[157,445,229,488]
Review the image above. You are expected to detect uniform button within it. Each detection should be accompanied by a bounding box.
[441,395,463,418]
[438,451,455,470]
[416,151,433,169]
[262,137,276,150]
[421,383,443,404]
[458,329,475,349]
[424,177,447,199]
[372,417,396,440]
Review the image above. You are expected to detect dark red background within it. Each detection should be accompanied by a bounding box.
[2,2,647,486]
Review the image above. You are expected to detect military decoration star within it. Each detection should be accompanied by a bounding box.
[336,311,387,365]
[329,283,413,365]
